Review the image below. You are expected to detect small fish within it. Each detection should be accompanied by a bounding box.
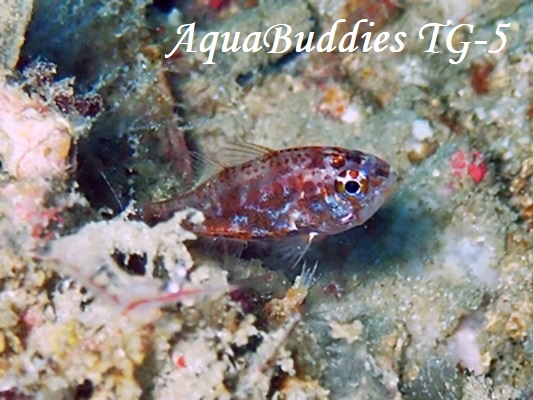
[138,143,396,243]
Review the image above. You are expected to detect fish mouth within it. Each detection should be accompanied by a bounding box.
[372,168,397,209]
[382,168,397,199]
[353,167,397,226]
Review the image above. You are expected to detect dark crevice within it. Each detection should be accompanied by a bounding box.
[111,251,147,276]
[74,379,94,400]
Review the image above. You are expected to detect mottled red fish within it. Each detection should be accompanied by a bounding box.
[139,144,396,240]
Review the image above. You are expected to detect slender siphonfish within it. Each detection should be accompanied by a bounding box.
[138,143,396,250]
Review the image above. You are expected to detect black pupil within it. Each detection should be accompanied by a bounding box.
[344,180,360,194]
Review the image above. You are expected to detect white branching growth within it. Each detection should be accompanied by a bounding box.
[42,209,232,320]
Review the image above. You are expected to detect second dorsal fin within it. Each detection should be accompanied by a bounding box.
[180,141,274,192]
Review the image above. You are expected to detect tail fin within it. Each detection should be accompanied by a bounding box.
[129,198,185,226]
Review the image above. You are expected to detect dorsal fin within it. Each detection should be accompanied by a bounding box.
[180,142,274,192]
[184,151,227,191]
[221,139,274,165]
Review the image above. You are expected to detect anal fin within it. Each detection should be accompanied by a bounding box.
[266,233,318,271]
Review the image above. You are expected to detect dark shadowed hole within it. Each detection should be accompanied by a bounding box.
[151,0,178,13]
[80,296,95,312]
[74,379,94,400]
[223,334,264,392]
[236,72,254,87]
[267,367,288,398]
[75,135,132,214]
[231,334,263,358]
[111,250,147,276]
[270,48,302,69]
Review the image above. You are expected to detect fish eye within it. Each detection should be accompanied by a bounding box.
[344,180,360,194]
[335,170,368,196]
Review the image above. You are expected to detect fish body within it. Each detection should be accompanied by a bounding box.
[140,146,396,240]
